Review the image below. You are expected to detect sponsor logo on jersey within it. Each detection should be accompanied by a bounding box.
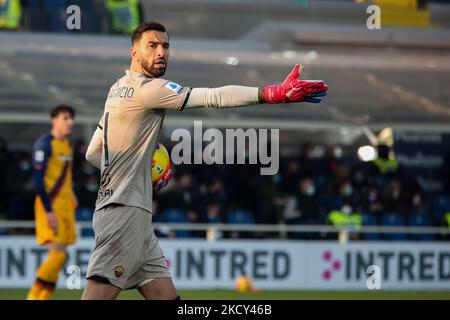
[98,174,113,199]
[165,82,183,94]
[100,173,111,188]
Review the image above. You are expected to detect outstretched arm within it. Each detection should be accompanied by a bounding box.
[141,64,327,111]
[185,64,327,109]
[185,86,260,109]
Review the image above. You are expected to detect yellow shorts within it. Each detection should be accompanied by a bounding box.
[35,197,76,246]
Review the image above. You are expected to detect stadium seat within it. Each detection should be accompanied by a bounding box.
[362,212,380,240]
[161,208,189,223]
[76,207,93,221]
[226,210,255,239]
[226,210,255,225]
[431,195,450,225]
[409,212,434,241]
[76,207,94,237]
[319,194,335,213]
[158,209,191,238]
[381,212,407,240]
[207,215,221,224]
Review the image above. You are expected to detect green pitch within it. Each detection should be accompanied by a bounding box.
[0,289,449,300]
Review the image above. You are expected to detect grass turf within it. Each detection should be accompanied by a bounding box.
[0,289,449,300]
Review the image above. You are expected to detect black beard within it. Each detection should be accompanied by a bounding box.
[148,66,166,78]
[141,61,166,78]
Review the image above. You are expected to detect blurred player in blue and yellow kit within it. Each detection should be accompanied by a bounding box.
[27,105,77,300]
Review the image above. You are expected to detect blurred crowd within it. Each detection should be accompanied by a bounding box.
[0,0,143,34]
[1,136,450,240]
[0,137,100,221]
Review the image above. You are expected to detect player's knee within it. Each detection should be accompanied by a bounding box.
[158,289,178,300]
[148,287,179,300]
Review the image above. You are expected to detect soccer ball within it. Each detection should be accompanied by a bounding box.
[235,276,252,292]
[152,142,171,186]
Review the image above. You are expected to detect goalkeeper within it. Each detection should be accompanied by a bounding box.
[82,21,328,300]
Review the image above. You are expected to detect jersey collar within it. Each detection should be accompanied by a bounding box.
[126,69,148,79]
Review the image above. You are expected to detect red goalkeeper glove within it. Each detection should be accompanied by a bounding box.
[264,64,328,104]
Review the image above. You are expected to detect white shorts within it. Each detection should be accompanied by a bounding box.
[86,204,171,289]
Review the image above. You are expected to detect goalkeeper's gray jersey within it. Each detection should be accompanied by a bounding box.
[95,70,191,213]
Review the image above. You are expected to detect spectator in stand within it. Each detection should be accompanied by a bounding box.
[362,186,384,217]
[5,153,34,220]
[298,142,318,179]
[203,177,227,211]
[0,0,22,31]
[322,145,339,178]
[330,179,361,213]
[257,174,284,225]
[186,209,206,238]
[410,193,427,217]
[284,178,323,239]
[296,178,323,225]
[383,179,411,219]
[205,202,222,224]
[351,165,369,195]
[281,159,300,195]
[158,172,201,218]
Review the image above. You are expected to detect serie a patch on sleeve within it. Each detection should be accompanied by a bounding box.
[165,81,184,94]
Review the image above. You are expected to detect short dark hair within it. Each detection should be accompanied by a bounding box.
[131,21,167,45]
[50,105,75,119]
